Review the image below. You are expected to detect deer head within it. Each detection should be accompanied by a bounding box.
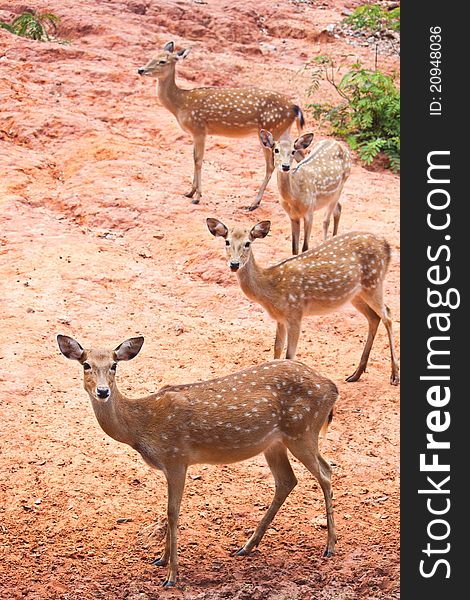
[206,218,271,271]
[259,130,314,173]
[57,335,144,402]
[137,41,191,78]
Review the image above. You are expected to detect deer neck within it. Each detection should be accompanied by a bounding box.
[237,252,273,304]
[157,66,184,115]
[277,170,297,203]
[88,386,134,446]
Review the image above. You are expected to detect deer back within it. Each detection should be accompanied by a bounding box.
[176,88,300,137]
[256,232,391,313]
[293,140,351,197]
[131,360,337,467]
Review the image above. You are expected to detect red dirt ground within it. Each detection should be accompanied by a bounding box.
[0,1,400,598]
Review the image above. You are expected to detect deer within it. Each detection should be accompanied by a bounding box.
[259,130,351,254]
[57,334,338,588]
[207,219,399,385]
[137,42,305,209]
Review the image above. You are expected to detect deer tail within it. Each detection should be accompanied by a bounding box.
[293,105,305,132]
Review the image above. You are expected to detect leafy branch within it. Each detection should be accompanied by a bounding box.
[306,56,400,172]
[0,11,61,41]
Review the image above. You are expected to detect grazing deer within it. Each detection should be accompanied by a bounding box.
[138,42,305,208]
[57,334,338,587]
[207,219,399,385]
[259,130,351,254]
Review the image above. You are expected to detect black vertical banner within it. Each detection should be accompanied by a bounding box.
[401,3,466,597]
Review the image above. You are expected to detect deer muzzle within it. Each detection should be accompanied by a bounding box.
[230,261,240,272]
[96,386,110,400]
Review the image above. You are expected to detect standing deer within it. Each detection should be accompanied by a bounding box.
[57,334,338,587]
[259,130,351,254]
[207,219,399,385]
[138,42,305,208]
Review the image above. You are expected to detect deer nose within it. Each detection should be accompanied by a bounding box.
[137,68,145,75]
[96,387,110,399]
[281,164,290,172]
[230,261,240,272]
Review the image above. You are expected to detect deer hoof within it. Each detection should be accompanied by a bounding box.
[247,203,260,212]
[235,547,249,556]
[390,374,400,386]
[152,557,167,567]
[191,198,200,204]
[345,371,361,383]
[323,548,335,558]
[162,579,176,588]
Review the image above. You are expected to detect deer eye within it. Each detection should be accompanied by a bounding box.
[83,362,91,371]
[274,148,280,154]
[110,363,118,372]
[244,241,251,248]
[158,60,167,65]
[225,240,230,246]
[291,150,296,155]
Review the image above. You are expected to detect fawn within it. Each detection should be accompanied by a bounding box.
[207,219,399,385]
[259,130,351,254]
[138,42,305,208]
[57,334,338,587]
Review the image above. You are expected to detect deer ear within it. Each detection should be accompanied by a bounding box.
[250,221,271,240]
[114,337,144,361]
[175,47,191,60]
[206,218,228,238]
[163,41,175,52]
[57,335,85,362]
[294,133,314,151]
[259,129,275,149]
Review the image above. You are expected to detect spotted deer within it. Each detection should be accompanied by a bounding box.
[259,130,351,254]
[138,42,305,208]
[207,219,399,385]
[57,334,338,587]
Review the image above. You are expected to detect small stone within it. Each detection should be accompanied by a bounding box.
[259,42,277,52]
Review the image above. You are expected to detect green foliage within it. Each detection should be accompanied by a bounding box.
[345,4,400,33]
[307,58,400,172]
[0,11,60,41]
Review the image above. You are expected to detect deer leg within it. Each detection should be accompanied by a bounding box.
[332,202,342,236]
[236,443,297,556]
[346,296,381,383]
[285,439,336,557]
[248,146,274,211]
[153,525,170,567]
[357,289,400,385]
[157,465,187,587]
[285,319,301,359]
[302,212,314,253]
[274,322,287,359]
[185,135,205,203]
[322,199,339,240]
[291,219,301,255]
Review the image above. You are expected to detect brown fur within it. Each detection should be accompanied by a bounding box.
[260,132,351,252]
[57,335,338,587]
[138,43,304,207]
[208,222,399,385]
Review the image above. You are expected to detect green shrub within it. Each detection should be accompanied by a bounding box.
[308,57,400,172]
[345,3,400,33]
[0,11,60,41]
